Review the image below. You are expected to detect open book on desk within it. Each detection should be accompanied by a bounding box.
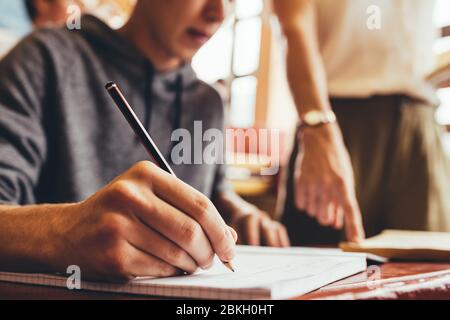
[341,230,450,262]
[0,246,366,300]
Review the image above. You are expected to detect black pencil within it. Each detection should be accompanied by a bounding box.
[105,81,175,176]
[105,81,235,273]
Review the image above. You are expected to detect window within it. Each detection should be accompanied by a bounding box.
[191,17,234,83]
[192,0,265,128]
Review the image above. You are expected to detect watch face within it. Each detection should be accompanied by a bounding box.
[304,112,322,126]
[302,110,337,127]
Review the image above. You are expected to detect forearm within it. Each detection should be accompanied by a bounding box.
[275,0,331,116]
[0,204,70,272]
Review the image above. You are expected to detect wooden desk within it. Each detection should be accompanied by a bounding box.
[1,262,449,300]
[302,262,450,300]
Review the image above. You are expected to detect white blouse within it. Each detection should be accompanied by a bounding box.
[315,0,438,104]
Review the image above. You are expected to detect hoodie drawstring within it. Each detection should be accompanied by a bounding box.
[143,63,183,162]
[172,73,183,133]
[167,73,183,162]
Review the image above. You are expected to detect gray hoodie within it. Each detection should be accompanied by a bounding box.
[0,15,228,205]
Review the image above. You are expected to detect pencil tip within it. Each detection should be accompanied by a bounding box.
[223,261,235,272]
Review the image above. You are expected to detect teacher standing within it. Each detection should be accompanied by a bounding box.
[274,0,450,245]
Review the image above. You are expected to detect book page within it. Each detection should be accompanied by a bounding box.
[355,230,450,251]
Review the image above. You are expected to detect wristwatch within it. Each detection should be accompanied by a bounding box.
[299,110,337,129]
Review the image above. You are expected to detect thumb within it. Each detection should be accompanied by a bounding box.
[228,226,238,243]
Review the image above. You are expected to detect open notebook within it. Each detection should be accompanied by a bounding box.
[341,230,450,262]
[0,246,366,300]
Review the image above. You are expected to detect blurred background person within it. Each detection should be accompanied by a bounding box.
[0,0,84,58]
[24,0,85,28]
[274,0,450,245]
